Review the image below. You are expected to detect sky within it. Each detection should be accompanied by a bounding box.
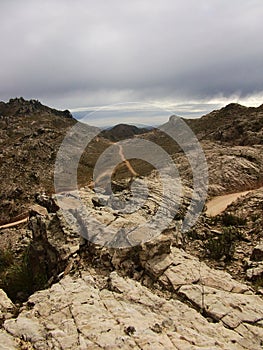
[1,0,263,126]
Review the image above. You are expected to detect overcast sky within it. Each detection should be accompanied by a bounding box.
[1,0,263,125]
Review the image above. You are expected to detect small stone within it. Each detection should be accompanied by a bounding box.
[150,323,162,333]
[124,326,136,335]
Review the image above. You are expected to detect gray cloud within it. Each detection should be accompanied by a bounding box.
[1,0,263,119]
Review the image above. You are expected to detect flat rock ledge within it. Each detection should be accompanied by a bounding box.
[2,256,263,349]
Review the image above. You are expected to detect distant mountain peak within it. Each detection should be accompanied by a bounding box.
[101,123,149,141]
[221,103,247,111]
[0,97,73,119]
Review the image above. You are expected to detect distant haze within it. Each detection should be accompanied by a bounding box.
[71,102,220,128]
[1,0,263,125]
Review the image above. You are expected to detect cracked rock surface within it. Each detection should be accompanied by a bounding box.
[2,270,262,350]
[1,188,263,349]
[2,245,263,350]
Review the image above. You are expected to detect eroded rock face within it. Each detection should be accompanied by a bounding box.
[27,208,80,286]
[2,241,263,350]
[3,270,263,350]
[155,248,249,293]
[1,187,263,349]
[0,329,18,350]
[200,143,263,196]
[0,289,15,325]
[2,100,263,348]
[57,177,190,249]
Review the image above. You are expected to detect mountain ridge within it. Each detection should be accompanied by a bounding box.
[0,98,263,349]
[1,97,263,222]
[186,102,263,145]
[0,97,73,119]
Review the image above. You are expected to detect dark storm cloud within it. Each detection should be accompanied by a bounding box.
[0,0,263,114]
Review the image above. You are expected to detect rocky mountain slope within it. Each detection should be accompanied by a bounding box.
[1,99,263,349]
[0,98,111,223]
[199,142,263,196]
[140,104,263,195]
[1,197,263,349]
[0,98,75,223]
[187,103,263,146]
[193,103,263,194]
[1,99,262,223]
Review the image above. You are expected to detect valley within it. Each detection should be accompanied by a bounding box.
[0,98,263,349]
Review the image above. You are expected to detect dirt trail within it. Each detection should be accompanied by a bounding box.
[93,143,138,185]
[0,217,29,229]
[1,143,139,228]
[2,187,261,227]
[206,190,252,216]
[117,144,138,177]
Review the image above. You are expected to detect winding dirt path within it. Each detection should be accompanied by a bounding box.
[93,143,138,185]
[206,190,252,216]
[1,143,139,229]
[117,144,139,177]
[0,217,29,229]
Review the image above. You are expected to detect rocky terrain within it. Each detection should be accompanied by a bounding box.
[0,196,263,349]
[0,98,75,223]
[0,98,111,223]
[1,98,263,349]
[141,104,263,196]
[186,103,263,146]
[189,103,263,195]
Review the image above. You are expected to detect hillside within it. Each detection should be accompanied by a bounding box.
[188,103,263,194]
[0,98,111,223]
[1,99,263,223]
[139,105,263,196]
[102,123,150,141]
[1,99,263,349]
[186,103,263,145]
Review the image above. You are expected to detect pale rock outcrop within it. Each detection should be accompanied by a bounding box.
[246,261,263,282]
[3,271,263,350]
[0,329,18,350]
[0,289,15,323]
[2,188,263,349]
[2,242,263,350]
[156,248,249,293]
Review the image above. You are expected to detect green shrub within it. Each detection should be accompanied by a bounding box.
[0,245,48,302]
[0,249,14,268]
[253,276,263,290]
[221,213,246,227]
[204,227,240,261]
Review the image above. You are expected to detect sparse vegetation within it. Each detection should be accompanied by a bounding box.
[204,226,242,261]
[0,245,48,302]
[253,276,263,290]
[210,212,247,227]
[222,213,246,226]
[0,248,14,269]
